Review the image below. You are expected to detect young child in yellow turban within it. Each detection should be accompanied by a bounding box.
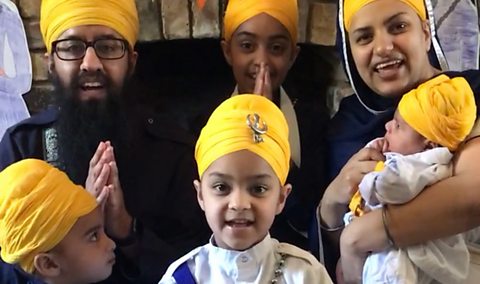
[0,159,116,284]
[220,0,328,254]
[159,95,332,283]
[342,75,477,284]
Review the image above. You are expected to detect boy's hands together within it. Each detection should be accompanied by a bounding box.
[253,62,273,100]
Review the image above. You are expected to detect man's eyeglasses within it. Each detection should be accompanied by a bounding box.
[52,39,128,61]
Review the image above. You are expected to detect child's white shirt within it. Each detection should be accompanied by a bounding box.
[159,234,332,284]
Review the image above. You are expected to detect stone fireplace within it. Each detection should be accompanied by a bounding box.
[15,0,346,133]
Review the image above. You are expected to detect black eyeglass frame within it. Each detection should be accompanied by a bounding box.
[51,38,129,61]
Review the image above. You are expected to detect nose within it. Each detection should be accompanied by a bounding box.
[80,46,103,72]
[373,32,394,57]
[103,232,116,251]
[385,120,393,133]
[228,188,251,211]
[253,46,269,68]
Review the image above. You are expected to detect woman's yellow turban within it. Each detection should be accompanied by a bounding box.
[343,0,426,32]
[398,74,477,151]
[0,159,97,273]
[195,95,291,185]
[40,0,139,53]
[223,0,298,43]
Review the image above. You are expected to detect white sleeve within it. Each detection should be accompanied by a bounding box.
[407,235,469,284]
[359,149,452,206]
[158,277,177,284]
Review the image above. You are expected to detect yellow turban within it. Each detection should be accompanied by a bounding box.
[40,0,139,53]
[223,0,298,43]
[398,75,477,151]
[195,95,291,185]
[0,159,97,273]
[343,0,426,32]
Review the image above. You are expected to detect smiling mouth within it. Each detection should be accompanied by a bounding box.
[80,82,104,91]
[225,219,254,227]
[374,59,403,72]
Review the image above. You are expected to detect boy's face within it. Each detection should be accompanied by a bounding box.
[384,110,428,154]
[194,150,290,251]
[222,13,299,94]
[51,207,116,283]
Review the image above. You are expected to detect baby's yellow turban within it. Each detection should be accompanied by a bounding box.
[223,0,298,43]
[0,159,97,273]
[343,0,426,31]
[40,0,139,53]
[195,95,290,185]
[398,75,477,151]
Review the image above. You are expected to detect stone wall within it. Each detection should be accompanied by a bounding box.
[14,0,340,112]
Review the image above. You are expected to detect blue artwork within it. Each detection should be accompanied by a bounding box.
[434,0,480,71]
[0,0,31,139]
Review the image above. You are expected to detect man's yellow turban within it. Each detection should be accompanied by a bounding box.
[223,0,298,43]
[40,0,139,53]
[343,0,426,32]
[398,75,477,151]
[0,159,97,273]
[195,95,291,185]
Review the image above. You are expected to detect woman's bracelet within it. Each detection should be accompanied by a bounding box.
[317,203,345,232]
[382,205,397,248]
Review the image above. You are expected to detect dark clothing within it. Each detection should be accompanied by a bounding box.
[274,94,328,253]
[0,106,211,283]
[0,259,45,284]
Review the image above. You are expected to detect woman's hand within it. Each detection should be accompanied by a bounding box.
[367,137,388,153]
[320,147,384,227]
[339,210,388,283]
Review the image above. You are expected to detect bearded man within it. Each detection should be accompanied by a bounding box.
[0,0,210,282]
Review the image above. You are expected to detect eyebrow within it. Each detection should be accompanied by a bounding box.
[351,12,408,34]
[208,172,272,180]
[384,12,408,25]
[234,31,289,41]
[57,34,120,41]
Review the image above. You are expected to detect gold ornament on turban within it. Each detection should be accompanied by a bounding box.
[195,95,291,185]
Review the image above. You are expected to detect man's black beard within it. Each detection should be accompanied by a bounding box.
[52,73,130,185]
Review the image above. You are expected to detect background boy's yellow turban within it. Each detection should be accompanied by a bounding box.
[0,159,97,273]
[223,0,298,43]
[40,0,139,53]
[398,75,476,151]
[343,0,426,31]
[195,95,291,185]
